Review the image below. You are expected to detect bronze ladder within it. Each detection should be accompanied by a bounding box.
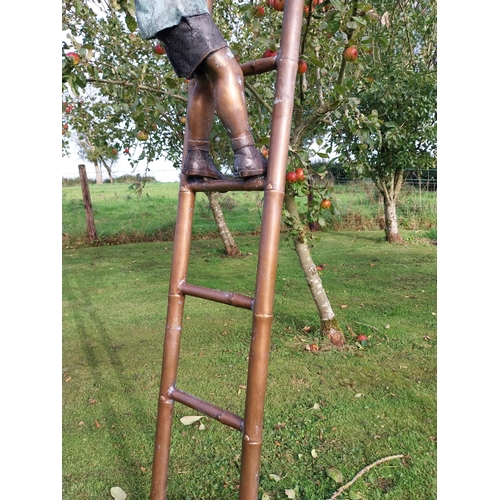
[150,1,303,498]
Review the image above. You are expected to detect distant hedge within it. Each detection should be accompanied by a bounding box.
[62,174,159,188]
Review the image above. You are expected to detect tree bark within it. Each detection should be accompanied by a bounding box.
[94,161,103,184]
[383,198,403,243]
[100,158,114,183]
[284,190,345,346]
[206,192,241,256]
[375,168,404,243]
[307,177,319,231]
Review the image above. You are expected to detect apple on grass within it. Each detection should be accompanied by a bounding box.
[357,334,368,346]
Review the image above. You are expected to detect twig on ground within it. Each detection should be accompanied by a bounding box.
[353,321,389,341]
[327,454,406,500]
[353,321,383,334]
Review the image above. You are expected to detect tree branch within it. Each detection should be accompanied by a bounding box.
[327,454,406,500]
[85,77,188,103]
[245,81,273,114]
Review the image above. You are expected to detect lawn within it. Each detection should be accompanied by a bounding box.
[62,231,436,499]
[62,180,436,244]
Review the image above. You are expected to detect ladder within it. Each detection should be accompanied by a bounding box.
[150,2,303,498]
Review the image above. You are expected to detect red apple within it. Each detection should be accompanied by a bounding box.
[137,130,149,141]
[261,146,269,159]
[295,167,305,182]
[255,5,265,17]
[344,46,358,62]
[357,334,368,346]
[263,48,278,58]
[286,171,298,183]
[320,199,331,209]
[154,43,166,55]
[66,52,80,65]
[297,59,307,74]
[272,0,285,11]
[124,148,130,154]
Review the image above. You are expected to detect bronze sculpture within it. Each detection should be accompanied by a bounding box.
[134,1,268,180]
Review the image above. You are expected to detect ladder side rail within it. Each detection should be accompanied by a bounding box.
[150,83,198,499]
[238,1,304,499]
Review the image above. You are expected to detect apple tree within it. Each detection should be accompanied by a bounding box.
[62,0,436,345]
[333,0,437,242]
[62,0,242,253]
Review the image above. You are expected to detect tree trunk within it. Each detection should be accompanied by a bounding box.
[375,168,404,243]
[307,177,319,231]
[284,190,345,346]
[100,158,114,183]
[206,192,241,256]
[383,198,403,243]
[94,161,103,184]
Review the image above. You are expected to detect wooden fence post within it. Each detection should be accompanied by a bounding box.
[78,164,98,241]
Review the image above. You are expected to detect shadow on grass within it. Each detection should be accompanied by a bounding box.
[63,286,154,498]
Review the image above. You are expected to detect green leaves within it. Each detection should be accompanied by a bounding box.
[124,11,137,33]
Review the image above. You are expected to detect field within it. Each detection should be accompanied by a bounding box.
[62,179,437,245]
[62,182,437,500]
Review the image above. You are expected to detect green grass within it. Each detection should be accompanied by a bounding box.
[62,181,436,245]
[62,232,436,499]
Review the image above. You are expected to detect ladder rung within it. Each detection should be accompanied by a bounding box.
[180,282,253,310]
[170,388,244,431]
[241,56,278,77]
[186,176,266,193]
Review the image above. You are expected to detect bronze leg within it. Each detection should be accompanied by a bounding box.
[201,48,267,177]
[182,73,226,179]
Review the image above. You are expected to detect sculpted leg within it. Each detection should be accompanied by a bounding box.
[202,48,267,178]
[182,73,226,179]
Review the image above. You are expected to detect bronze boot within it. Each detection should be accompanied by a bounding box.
[231,134,268,178]
[182,140,226,180]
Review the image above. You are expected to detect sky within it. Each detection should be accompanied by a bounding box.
[61,146,181,183]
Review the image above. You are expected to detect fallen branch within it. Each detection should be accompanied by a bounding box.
[353,321,389,342]
[353,321,383,334]
[327,454,406,500]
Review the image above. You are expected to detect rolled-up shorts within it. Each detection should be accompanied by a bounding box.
[155,13,227,79]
